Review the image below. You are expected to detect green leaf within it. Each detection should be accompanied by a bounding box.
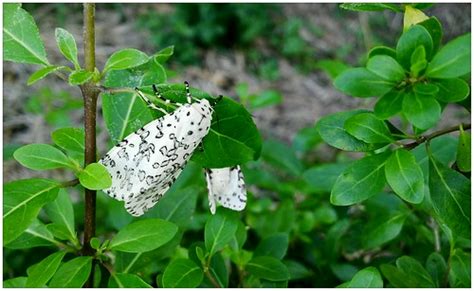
[344,112,394,143]
[90,237,101,250]
[104,48,149,72]
[402,91,441,130]
[108,273,152,288]
[345,267,383,288]
[154,45,174,64]
[261,139,303,176]
[250,90,283,110]
[78,163,112,190]
[191,96,262,168]
[44,189,76,244]
[55,28,79,68]
[456,126,471,172]
[364,212,407,249]
[403,6,429,32]
[26,251,66,287]
[426,252,447,287]
[162,259,203,288]
[3,4,48,65]
[368,46,397,59]
[429,155,470,240]
[109,218,178,253]
[3,179,60,245]
[3,277,27,288]
[205,209,239,255]
[426,33,471,79]
[49,256,93,288]
[315,59,349,80]
[69,69,93,85]
[5,219,56,249]
[303,162,350,193]
[255,233,289,259]
[14,143,75,170]
[410,45,427,77]
[246,256,291,282]
[449,249,471,287]
[385,149,425,203]
[339,3,402,12]
[292,126,322,153]
[51,127,85,161]
[381,264,413,287]
[433,78,470,103]
[413,136,457,181]
[396,256,435,287]
[374,90,405,119]
[316,110,377,152]
[334,68,395,97]
[396,25,433,69]
[418,17,443,52]
[367,55,406,82]
[27,66,62,85]
[331,152,390,206]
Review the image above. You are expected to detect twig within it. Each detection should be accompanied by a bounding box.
[61,178,79,188]
[403,123,471,150]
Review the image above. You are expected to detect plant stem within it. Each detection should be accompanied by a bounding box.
[403,123,471,150]
[81,3,99,288]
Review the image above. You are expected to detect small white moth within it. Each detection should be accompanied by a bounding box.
[99,82,214,216]
[205,166,247,215]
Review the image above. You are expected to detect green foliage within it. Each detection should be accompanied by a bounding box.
[49,256,93,287]
[26,251,66,287]
[55,28,80,69]
[13,144,77,170]
[340,267,383,287]
[78,163,112,190]
[162,259,203,288]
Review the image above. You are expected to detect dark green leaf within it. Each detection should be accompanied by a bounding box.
[374,90,405,119]
[44,189,76,243]
[429,155,470,239]
[247,256,291,282]
[385,149,425,203]
[316,109,377,152]
[456,127,471,172]
[3,4,48,65]
[261,139,303,176]
[368,46,397,59]
[433,78,470,103]
[334,68,395,97]
[78,163,112,190]
[396,25,433,69]
[315,59,349,80]
[426,33,471,79]
[108,273,152,288]
[154,45,174,64]
[49,256,92,288]
[345,267,383,288]
[331,152,390,206]
[55,28,79,68]
[380,264,413,287]
[344,112,394,143]
[413,136,457,181]
[285,260,312,280]
[367,55,406,81]
[14,143,75,170]
[104,48,149,72]
[402,91,441,130]
[3,277,27,288]
[410,45,427,76]
[162,259,203,288]
[51,127,85,161]
[205,209,238,255]
[3,179,60,245]
[26,251,66,287]
[449,249,471,287]
[426,252,447,287]
[109,218,178,253]
[27,66,62,85]
[418,17,443,52]
[255,233,289,259]
[5,219,55,249]
[68,69,93,85]
[339,3,402,12]
[303,162,350,193]
[396,256,435,287]
[364,212,407,248]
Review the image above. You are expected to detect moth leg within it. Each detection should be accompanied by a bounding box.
[135,87,168,114]
[153,84,184,107]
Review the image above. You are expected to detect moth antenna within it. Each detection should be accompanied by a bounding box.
[135,87,168,114]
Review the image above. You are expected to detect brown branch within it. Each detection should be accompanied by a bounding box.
[81,3,99,288]
[61,179,79,188]
[403,123,470,150]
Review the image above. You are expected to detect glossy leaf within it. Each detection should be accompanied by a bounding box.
[434,78,470,103]
[385,149,425,203]
[367,55,406,81]
[449,249,471,288]
[27,66,62,85]
[44,189,76,243]
[108,273,152,288]
[403,6,429,31]
[68,69,93,85]
[109,218,178,253]
[426,33,471,79]
[374,90,405,119]
[255,233,289,259]
[418,17,443,52]
[162,259,203,288]
[364,212,407,249]
[78,163,112,190]
[429,155,470,239]
[331,152,390,206]
[55,28,79,68]
[396,25,433,69]
[456,127,471,172]
[334,68,395,97]
[148,186,198,227]
[49,256,93,288]
[3,179,60,245]
[3,277,27,288]
[345,267,383,288]
[104,48,149,72]
[5,219,55,249]
[396,256,435,287]
[3,4,48,65]
[51,127,85,160]
[368,46,397,59]
[154,45,174,64]
[426,252,447,287]
[14,143,75,170]
[402,92,441,130]
[26,251,66,287]
[205,209,239,255]
[344,112,394,143]
[247,256,291,282]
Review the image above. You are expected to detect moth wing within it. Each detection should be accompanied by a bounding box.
[206,166,247,214]
[205,169,217,215]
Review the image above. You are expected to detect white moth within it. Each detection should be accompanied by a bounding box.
[99,82,213,216]
[205,166,247,215]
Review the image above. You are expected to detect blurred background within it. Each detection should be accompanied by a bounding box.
[3,4,471,287]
